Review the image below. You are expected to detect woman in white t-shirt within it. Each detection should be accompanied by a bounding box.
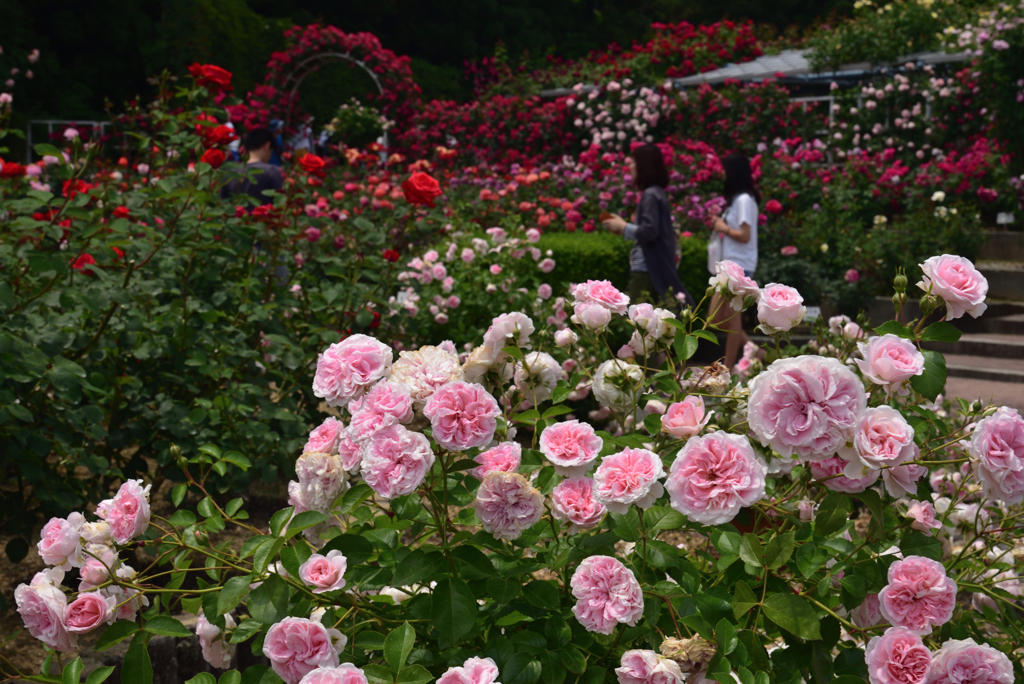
[707,154,760,368]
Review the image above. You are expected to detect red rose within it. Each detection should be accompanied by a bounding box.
[188,64,233,92]
[203,125,237,149]
[72,253,96,273]
[382,249,400,262]
[1,162,26,178]
[765,199,783,214]
[111,246,125,261]
[201,148,226,169]
[299,154,326,177]
[401,171,443,207]
[63,179,93,199]
[112,206,131,219]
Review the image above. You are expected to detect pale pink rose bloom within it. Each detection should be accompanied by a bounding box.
[906,501,942,535]
[554,330,578,347]
[298,550,347,593]
[482,312,535,350]
[572,279,630,314]
[968,406,1024,504]
[100,479,152,544]
[551,477,607,534]
[879,555,958,635]
[592,359,643,411]
[917,254,988,319]
[263,617,341,684]
[526,228,542,243]
[514,351,563,403]
[461,247,476,263]
[295,451,348,513]
[844,321,865,339]
[489,263,502,275]
[616,649,684,684]
[349,382,414,438]
[844,406,918,478]
[748,355,866,460]
[929,638,1014,684]
[432,264,447,280]
[828,315,852,335]
[593,448,666,514]
[299,664,370,684]
[883,462,927,498]
[709,260,760,311]
[14,569,75,652]
[855,334,925,396]
[437,656,501,684]
[390,345,464,407]
[570,555,644,634]
[666,432,766,526]
[538,283,553,300]
[756,283,806,333]
[360,424,435,499]
[809,456,880,493]
[423,381,500,451]
[661,397,712,438]
[472,441,522,480]
[79,552,116,589]
[865,627,931,684]
[797,499,817,522]
[289,480,311,515]
[305,417,344,455]
[38,512,85,570]
[312,334,394,408]
[474,471,545,540]
[538,258,556,273]
[540,420,603,476]
[197,611,236,669]
[851,594,883,628]
[448,295,461,308]
[65,591,115,633]
[573,301,613,330]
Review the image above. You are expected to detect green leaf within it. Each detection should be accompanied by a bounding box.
[762,594,822,640]
[496,610,535,626]
[144,615,191,637]
[815,493,851,537]
[731,580,759,619]
[354,631,387,650]
[392,549,445,587]
[217,576,251,616]
[692,329,718,343]
[542,405,572,419]
[739,533,763,567]
[123,633,154,684]
[900,529,943,562]
[523,580,561,610]
[854,489,884,535]
[397,665,434,684]
[269,507,294,537]
[285,511,329,538]
[171,483,187,507]
[221,452,252,471]
[487,577,522,605]
[645,506,686,533]
[505,653,543,684]
[431,578,477,648]
[228,619,263,644]
[560,646,587,674]
[186,676,216,684]
[384,621,416,673]
[62,657,84,684]
[713,531,742,557]
[716,619,738,655]
[610,508,642,542]
[873,321,914,338]
[910,350,946,402]
[219,672,242,684]
[248,573,290,625]
[920,321,961,343]
[363,664,393,684]
[763,531,796,570]
[674,335,699,361]
[94,620,140,651]
[86,667,115,684]
[197,443,222,459]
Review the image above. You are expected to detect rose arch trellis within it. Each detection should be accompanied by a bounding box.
[228,24,422,142]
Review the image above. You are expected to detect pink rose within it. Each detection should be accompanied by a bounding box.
[538,257,555,273]
[865,627,931,684]
[757,283,806,334]
[390,345,464,407]
[474,472,545,540]
[299,664,370,684]
[433,264,447,280]
[855,335,925,396]
[661,396,712,438]
[437,656,500,684]
[572,301,613,330]
[14,569,74,652]
[65,591,114,633]
[526,228,541,243]
[929,638,1014,684]
[337,428,363,473]
[572,280,629,314]
[99,479,152,545]
[299,550,348,593]
[748,355,866,460]
[263,617,342,684]
[312,334,393,408]
[843,406,918,478]
[79,552,115,589]
[540,420,603,476]
[616,649,684,684]
[305,417,344,455]
[883,462,927,498]
[879,555,958,635]
[482,312,535,350]
[551,477,607,534]
[917,254,988,320]
[360,424,435,499]
[461,247,476,263]
[570,555,644,634]
[906,501,942,535]
[472,441,522,480]
[295,451,348,513]
[709,260,759,311]
[197,611,236,669]
[349,381,414,438]
[851,593,883,628]
[797,499,817,522]
[593,448,666,514]
[969,407,1024,504]
[554,330,578,347]
[845,268,860,283]
[809,456,880,493]
[37,513,85,570]
[538,283,552,300]
[423,381,500,451]
[666,432,766,526]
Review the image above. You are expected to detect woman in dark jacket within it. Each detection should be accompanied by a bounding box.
[602,144,693,306]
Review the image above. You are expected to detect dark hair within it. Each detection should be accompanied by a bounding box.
[632,144,669,191]
[722,154,761,205]
[245,128,274,151]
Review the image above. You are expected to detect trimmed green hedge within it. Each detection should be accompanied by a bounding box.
[538,231,709,301]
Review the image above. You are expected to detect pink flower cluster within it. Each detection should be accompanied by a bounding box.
[660,396,711,438]
[917,254,988,320]
[756,283,805,334]
[472,441,522,480]
[298,550,348,593]
[540,420,603,476]
[616,650,684,684]
[571,280,630,331]
[424,381,500,451]
[666,432,765,525]
[551,477,607,533]
[570,555,644,634]
[360,424,435,499]
[593,448,665,514]
[312,335,393,408]
[474,472,545,540]
[298,664,370,684]
[878,555,957,635]
[263,617,344,684]
[855,334,925,397]
[96,479,152,544]
[709,260,759,311]
[437,656,501,684]
[969,406,1024,504]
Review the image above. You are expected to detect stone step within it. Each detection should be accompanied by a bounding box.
[979,231,1024,263]
[986,312,1024,335]
[946,375,1024,413]
[943,353,1024,384]
[977,261,1024,302]
[925,333,1024,360]
[865,297,1024,333]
